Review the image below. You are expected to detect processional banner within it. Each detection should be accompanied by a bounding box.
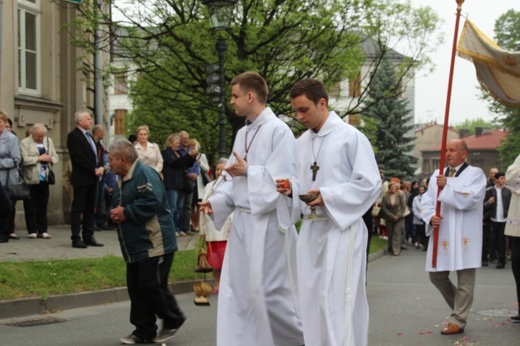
[457,20,520,108]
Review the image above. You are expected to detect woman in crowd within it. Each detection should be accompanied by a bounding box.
[382,181,407,256]
[190,139,210,233]
[161,134,198,237]
[20,123,59,239]
[200,158,232,293]
[0,112,22,242]
[412,185,427,250]
[505,154,520,322]
[134,125,163,175]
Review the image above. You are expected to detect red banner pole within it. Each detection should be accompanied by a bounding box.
[432,0,465,268]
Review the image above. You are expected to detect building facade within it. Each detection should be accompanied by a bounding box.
[1,1,108,226]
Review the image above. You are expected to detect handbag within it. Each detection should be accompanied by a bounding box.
[5,168,31,200]
[46,138,55,185]
[201,171,211,186]
[183,170,194,193]
[47,168,56,185]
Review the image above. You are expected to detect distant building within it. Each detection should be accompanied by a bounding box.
[414,123,459,177]
[421,128,508,177]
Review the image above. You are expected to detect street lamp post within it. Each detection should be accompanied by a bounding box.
[202,0,237,159]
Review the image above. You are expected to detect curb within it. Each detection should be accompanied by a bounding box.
[0,280,203,320]
[0,250,386,320]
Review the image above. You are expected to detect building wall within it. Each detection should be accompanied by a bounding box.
[422,149,499,178]
[414,124,459,176]
[1,2,106,228]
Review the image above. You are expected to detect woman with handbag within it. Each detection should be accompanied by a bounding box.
[161,134,198,237]
[20,123,59,239]
[381,181,407,256]
[0,112,22,242]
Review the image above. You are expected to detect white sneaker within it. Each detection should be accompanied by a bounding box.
[28,233,37,239]
[38,232,52,239]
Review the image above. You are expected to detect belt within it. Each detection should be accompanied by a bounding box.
[237,207,252,214]
[303,214,330,222]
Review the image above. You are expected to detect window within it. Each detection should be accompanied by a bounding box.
[18,0,40,95]
[114,71,129,94]
[114,109,127,135]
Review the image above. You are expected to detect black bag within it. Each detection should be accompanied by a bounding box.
[7,184,31,200]
[46,138,55,185]
[6,168,31,200]
[183,171,194,193]
[201,171,211,186]
[47,168,55,185]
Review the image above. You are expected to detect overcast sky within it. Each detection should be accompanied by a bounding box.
[410,0,519,125]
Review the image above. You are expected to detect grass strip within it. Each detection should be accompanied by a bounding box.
[0,236,387,301]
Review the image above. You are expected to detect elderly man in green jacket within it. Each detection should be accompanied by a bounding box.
[108,139,185,345]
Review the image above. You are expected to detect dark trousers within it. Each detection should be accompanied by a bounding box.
[23,182,50,234]
[180,191,193,232]
[70,184,96,242]
[126,253,185,340]
[491,221,507,264]
[482,220,491,261]
[511,237,520,314]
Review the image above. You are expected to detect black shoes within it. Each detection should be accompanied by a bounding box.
[510,314,520,323]
[120,334,153,344]
[84,238,104,247]
[72,238,104,248]
[496,263,505,269]
[72,241,88,249]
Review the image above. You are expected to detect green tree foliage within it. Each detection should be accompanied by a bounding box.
[452,118,497,135]
[362,56,416,179]
[66,0,442,164]
[484,9,520,167]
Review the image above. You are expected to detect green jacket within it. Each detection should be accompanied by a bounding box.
[112,160,177,263]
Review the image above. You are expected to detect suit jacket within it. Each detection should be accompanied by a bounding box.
[67,127,101,186]
[484,185,512,220]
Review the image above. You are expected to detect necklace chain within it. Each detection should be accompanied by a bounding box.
[244,125,263,161]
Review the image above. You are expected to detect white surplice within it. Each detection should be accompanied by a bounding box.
[421,165,486,271]
[278,112,381,346]
[209,107,303,346]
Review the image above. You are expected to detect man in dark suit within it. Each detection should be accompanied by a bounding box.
[66,110,104,248]
[484,172,512,268]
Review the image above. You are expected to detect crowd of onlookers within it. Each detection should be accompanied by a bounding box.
[0,110,214,244]
[371,167,515,267]
[370,171,430,256]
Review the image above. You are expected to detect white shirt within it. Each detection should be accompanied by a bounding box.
[492,186,506,222]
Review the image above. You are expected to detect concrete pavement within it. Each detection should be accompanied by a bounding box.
[1,244,519,345]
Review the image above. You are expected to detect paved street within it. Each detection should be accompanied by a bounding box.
[1,235,519,345]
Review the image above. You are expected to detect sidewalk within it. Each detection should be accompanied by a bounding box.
[0,224,201,319]
[0,224,199,262]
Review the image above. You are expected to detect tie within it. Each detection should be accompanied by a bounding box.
[85,132,98,159]
[449,168,457,177]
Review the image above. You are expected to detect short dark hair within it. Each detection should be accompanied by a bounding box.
[289,78,329,105]
[128,134,137,143]
[495,172,505,180]
[231,71,268,104]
